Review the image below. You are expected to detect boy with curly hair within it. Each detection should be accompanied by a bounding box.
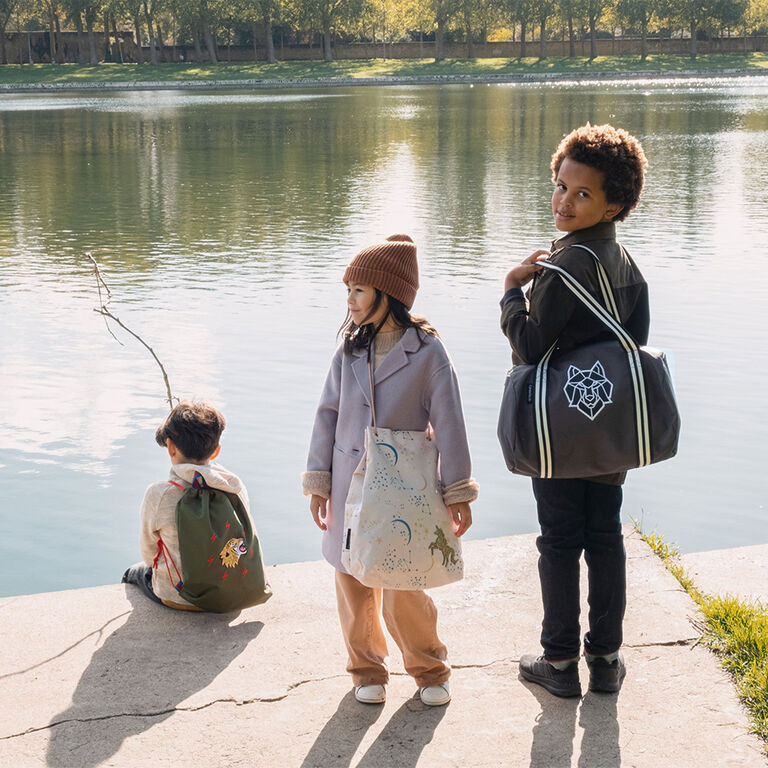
[500,124,649,697]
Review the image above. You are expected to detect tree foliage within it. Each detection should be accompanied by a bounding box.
[4,0,768,65]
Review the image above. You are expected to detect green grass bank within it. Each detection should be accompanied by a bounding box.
[635,521,768,749]
[1,52,768,88]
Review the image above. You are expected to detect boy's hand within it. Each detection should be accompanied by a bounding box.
[310,494,328,531]
[504,249,550,291]
[448,502,472,537]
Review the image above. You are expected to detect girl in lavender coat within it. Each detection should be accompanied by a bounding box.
[302,234,478,707]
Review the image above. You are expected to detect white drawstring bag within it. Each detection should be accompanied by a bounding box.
[341,349,464,590]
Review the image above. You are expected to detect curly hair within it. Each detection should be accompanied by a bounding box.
[155,401,226,461]
[551,124,647,222]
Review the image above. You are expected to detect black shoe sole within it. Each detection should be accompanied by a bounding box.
[519,669,582,698]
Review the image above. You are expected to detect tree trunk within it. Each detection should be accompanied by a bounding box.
[133,15,143,63]
[435,17,445,61]
[74,14,87,64]
[466,21,473,58]
[322,12,333,61]
[143,1,158,65]
[1,21,7,65]
[568,13,575,57]
[589,14,597,59]
[202,18,218,63]
[156,18,167,62]
[539,17,547,60]
[28,31,33,63]
[690,20,697,57]
[252,22,258,60]
[192,27,203,62]
[112,15,123,63]
[520,20,526,58]
[85,11,98,64]
[264,18,276,63]
[641,16,647,60]
[49,10,57,63]
[103,11,110,60]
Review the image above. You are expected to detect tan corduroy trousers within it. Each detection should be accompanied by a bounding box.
[334,570,450,687]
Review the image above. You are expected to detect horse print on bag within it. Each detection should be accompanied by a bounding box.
[563,361,614,421]
[429,526,458,566]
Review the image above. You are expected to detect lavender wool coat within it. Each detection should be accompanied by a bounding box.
[306,327,474,572]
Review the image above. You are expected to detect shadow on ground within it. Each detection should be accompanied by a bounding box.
[45,589,263,768]
[524,676,620,768]
[301,689,447,768]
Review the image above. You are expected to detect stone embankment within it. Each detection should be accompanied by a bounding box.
[1,529,765,767]
[1,68,768,94]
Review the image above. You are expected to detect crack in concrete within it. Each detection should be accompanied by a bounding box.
[0,610,132,681]
[0,639,702,742]
[0,674,350,741]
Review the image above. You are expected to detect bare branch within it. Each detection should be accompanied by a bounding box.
[87,252,122,345]
[87,253,176,410]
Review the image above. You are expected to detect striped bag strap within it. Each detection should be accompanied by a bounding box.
[532,259,650,478]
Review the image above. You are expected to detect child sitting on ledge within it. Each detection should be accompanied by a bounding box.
[122,400,269,612]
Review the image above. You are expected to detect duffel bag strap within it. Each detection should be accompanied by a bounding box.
[534,260,651,476]
[567,244,621,321]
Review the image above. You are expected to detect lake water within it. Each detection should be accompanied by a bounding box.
[1,78,767,598]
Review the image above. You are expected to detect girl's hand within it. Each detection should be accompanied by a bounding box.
[310,494,328,531]
[504,249,550,291]
[448,502,472,537]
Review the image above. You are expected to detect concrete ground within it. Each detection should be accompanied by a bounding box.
[681,544,768,604]
[1,529,765,768]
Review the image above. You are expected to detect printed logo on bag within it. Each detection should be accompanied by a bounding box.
[219,537,248,568]
[563,361,614,421]
[428,526,459,567]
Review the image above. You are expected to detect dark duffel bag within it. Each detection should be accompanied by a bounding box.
[497,255,680,479]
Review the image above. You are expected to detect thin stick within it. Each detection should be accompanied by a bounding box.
[87,252,176,410]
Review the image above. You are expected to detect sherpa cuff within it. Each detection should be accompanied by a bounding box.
[302,471,331,499]
[442,477,479,506]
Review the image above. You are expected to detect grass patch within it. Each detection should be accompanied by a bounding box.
[633,519,768,745]
[1,53,768,86]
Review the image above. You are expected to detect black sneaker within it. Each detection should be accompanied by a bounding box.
[586,653,626,693]
[519,654,582,698]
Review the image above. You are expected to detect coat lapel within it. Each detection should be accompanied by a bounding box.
[350,327,422,405]
[350,348,373,408]
[372,327,421,386]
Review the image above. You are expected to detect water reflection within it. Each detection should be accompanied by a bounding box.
[1,80,767,597]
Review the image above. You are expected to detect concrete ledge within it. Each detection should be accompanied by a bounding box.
[1,530,764,767]
[681,544,768,604]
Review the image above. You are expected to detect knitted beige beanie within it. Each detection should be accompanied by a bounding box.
[343,234,419,310]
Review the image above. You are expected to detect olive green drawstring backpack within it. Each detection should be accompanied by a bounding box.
[154,472,272,612]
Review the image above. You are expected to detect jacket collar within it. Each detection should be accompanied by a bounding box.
[350,327,423,404]
[551,221,616,254]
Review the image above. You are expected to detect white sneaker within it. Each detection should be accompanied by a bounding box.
[419,681,451,706]
[354,684,386,704]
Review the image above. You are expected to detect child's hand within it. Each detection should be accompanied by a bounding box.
[504,249,550,291]
[310,494,328,531]
[448,502,472,537]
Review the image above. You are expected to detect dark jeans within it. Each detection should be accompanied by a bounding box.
[532,477,626,661]
[122,563,163,605]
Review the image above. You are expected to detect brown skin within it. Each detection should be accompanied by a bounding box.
[504,158,622,292]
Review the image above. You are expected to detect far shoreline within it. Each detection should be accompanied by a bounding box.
[1,67,768,94]
[2,54,768,94]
